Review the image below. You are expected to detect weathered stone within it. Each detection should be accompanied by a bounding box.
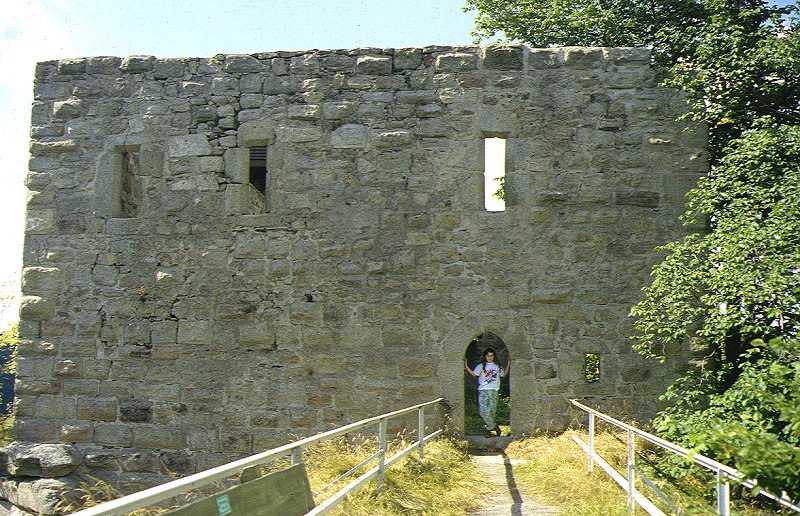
[371,129,413,149]
[120,55,155,73]
[483,45,524,70]
[0,477,79,515]
[355,55,392,75]
[224,54,265,73]
[332,124,368,149]
[1,442,82,477]
[167,135,212,157]
[18,296,53,320]
[435,52,479,71]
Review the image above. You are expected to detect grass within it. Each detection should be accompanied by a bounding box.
[304,432,489,515]
[56,432,488,515]
[504,429,793,516]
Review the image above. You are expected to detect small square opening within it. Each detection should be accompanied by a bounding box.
[249,147,268,195]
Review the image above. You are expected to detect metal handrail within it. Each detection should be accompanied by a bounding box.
[569,399,800,515]
[74,398,444,515]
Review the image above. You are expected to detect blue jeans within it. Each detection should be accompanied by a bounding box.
[478,389,499,430]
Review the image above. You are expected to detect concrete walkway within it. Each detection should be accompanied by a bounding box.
[466,437,559,516]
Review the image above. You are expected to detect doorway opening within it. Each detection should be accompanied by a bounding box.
[463,332,511,435]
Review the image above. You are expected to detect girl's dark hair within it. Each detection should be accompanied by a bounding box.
[481,348,498,367]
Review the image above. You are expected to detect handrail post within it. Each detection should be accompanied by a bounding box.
[291,446,303,465]
[588,412,595,474]
[717,470,730,516]
[627,428,635,514]
[376,418,387,493]
[418,406,425,459]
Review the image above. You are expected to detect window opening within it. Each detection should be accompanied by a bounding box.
[463,332,511,436]
[484,137,506,212]
[584,353,600,382]
[117,148,139,218]
[249,147,268,195]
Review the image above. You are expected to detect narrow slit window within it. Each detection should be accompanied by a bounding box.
[117,147,139,218]
[249,147,268,196]
[584,353,600,383]
[484,137,506,211]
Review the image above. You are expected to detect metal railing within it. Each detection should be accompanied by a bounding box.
[75,398,444,516]
[569,399,800,515]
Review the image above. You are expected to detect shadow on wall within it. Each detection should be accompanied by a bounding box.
[463,332,510,435]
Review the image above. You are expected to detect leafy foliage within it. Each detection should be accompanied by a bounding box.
[632,124,800,362]
[654,339,800,500]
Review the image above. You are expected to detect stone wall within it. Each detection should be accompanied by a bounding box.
[14,44,705,496]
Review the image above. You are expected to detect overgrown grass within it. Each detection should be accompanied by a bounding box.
[57,433,486,515]
[505,429,793,515]
[304,433,489,515]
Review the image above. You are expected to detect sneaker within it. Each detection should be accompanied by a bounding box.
[484,430,495,437]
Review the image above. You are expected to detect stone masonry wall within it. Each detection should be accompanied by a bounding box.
[14,45,705,494]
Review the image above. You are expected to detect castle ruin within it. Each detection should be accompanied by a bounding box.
[9,44,705,503]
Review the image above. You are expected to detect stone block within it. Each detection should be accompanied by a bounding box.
[604,47,651,65]
[0,477,80,515]
[153,58,186,79]
[322,101,355,120]
[263,76,299,95]
[13,419,59,442]
[120,400,153,423]
[94,424,132,447]
[238,120,275,146]
[132,426,185,450]
[177,321,212,345]
[436,52,479,71]
[224,54,265,73]
[562,47,604,68]
[483,45,524,70]
[77,398,117,422]
[332,124,368,149]
[614,189,660,207]
[18,296,54,320]
[1,442,82,477]
[290,54,320,74]
[321,54,355,71]
[288,104,320,120]
[167,134,212,158]
[53,360,80,379]
[57,58,86,75]
[120,55,155,73]
[276,126,322,143]
[52,99,83,120]
[25,209,56,235]
[355,55,392,75]
[370,129,413,149]
[393,48,423,70]
[527,48,560,69]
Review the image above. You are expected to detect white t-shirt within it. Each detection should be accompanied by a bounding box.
[473,362,502,390]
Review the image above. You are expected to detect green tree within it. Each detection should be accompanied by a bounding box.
[464,0,800,501]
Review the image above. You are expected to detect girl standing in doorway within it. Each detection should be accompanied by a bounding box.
[464,348,510,437]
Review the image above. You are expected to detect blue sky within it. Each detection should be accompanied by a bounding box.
[0,0,796,324]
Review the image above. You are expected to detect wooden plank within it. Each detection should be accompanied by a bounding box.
[164,464,315,516]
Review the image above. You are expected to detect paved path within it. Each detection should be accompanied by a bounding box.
[468,452,560,516]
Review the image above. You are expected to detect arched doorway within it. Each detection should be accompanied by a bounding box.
[463,332,511,435]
